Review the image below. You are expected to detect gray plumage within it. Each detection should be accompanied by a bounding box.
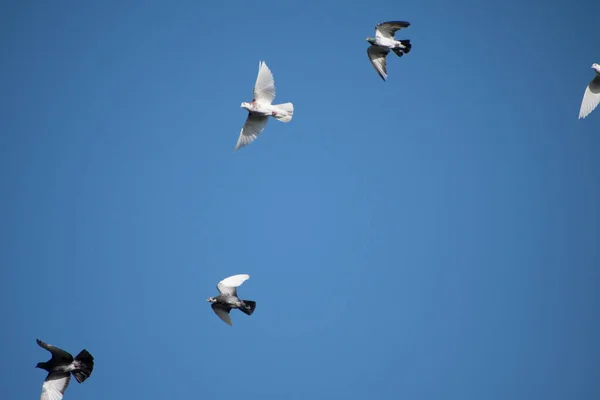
[207,274,256,326]
[366,21,412,81]
[35,339,94,400]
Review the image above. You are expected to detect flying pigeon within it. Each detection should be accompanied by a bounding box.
[235,61,294,151]
[578,63,600,119]
[35,339,94,400]
[207,274,256,326]
[366,21,412,81]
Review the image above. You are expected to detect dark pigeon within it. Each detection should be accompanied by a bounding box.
[35,339,94,400]
[207,274,256,326]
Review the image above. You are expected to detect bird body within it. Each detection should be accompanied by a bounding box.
[241,100,292,119]
[235,61,294,151]
[207,274,256,326]
[366,21,412,81]
[36,339,94,400]
[367,35,406,49]
[579,63,600,119]
[211,293,246,309]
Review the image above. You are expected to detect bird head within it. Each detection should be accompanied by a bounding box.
[240,102,251,111]
[35,362,48,370]
[366,37,376,45]
[206,297,216,303]
[593,63,600,74]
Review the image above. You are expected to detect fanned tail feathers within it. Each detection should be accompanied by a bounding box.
[273,102,294,122]
[71,349,94,383]
[392,40,411,57]
[240,300,256,315]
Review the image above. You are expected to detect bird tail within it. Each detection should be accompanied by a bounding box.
[273,102,294,122]
[71,349,94,383]
[240,300,256,316]
[393,40,411,56]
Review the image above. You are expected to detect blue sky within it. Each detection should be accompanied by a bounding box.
[1,0,599,399]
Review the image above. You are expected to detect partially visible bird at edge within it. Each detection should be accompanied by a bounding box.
[579,63,600,119]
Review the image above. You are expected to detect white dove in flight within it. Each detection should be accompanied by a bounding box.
[235,61,294,151]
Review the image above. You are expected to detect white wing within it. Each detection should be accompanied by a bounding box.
[234,113,269,151]
[579,76,600,119]
[253,61,276,104]
[367,46,388,81]
[41,373,70,400]
[375,21,410,39]
[217,274,250,295]
[211,303,233,326]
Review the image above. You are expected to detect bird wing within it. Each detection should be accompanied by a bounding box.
[253,61,276,104]
[375,21,410,39]
[234,113,269,151]
[217,274,250,296]
[40,372,70,400]
[36,339,73,362]
[367,46,389,81]
[211,303,233,326]
[579,75,600,119]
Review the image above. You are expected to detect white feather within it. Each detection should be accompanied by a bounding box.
[579,73,600,119]
[253,61,276,104]
[273,102,294,122]
[234,114,269,151]
[367,46,388,81]
[219,274,250,289]
[40,373,70,400]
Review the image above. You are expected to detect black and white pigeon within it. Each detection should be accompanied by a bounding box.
[366,21,412,81]
[207,274,256,326]
[579,63,600,119]
[35,339,94,400]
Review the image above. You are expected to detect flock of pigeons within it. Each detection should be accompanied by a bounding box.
[234,21,414,151]
[34,19,598,400]
[234,20,598,152]
[35,274,254,399]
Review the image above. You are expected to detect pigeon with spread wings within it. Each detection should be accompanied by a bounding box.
[366,21,412,81]
[35,339,94,400]
[579,63,600,119]
[235,61,294,151]
[207,274,256,326]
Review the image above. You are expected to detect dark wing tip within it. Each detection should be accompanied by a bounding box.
[385,20,411,27]
[376,21,411,32]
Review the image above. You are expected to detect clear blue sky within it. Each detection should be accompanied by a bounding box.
[1,0,599,399]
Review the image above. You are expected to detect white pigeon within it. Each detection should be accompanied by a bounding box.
[235,61,294,151]
[579,63,600,119]
[366,21,412,81]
